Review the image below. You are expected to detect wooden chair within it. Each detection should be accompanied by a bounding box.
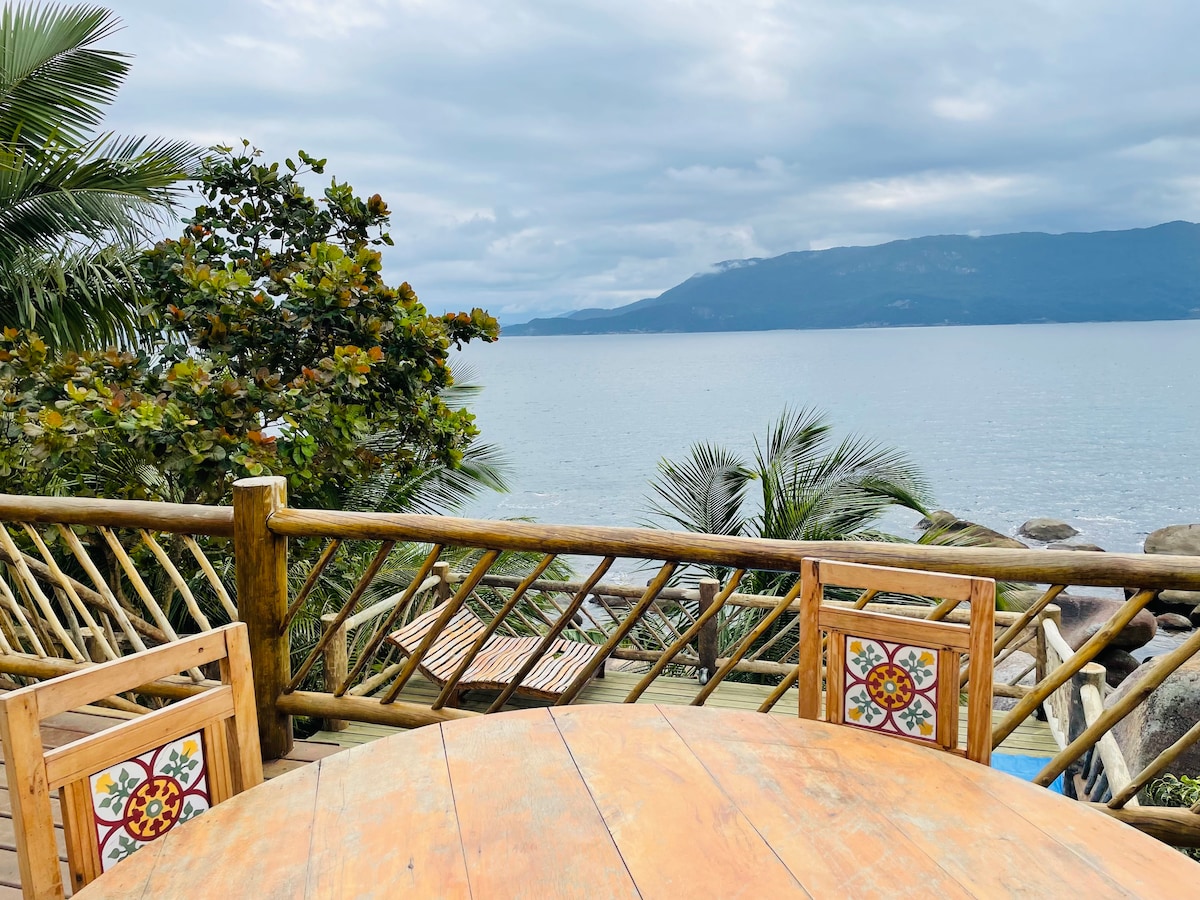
[0,624,263,898]
[797,559,995,764]
[388,600,602,704]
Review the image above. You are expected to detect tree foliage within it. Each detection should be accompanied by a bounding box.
[0,2,201,348]
[0,145,499,508]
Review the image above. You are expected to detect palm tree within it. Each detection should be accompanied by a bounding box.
[645,408,932,670]
[647,407,931,555]
[0,3,201,349]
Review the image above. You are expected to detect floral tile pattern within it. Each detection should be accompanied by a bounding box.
[843,637,940,743]
[89,732,210,872]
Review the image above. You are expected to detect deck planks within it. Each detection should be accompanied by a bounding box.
[312,669,1058,756]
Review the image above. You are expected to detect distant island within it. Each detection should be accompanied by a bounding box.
[505,221,1200,336]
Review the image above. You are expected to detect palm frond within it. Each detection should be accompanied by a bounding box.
[0,3,126,148]
[645,442,753,535]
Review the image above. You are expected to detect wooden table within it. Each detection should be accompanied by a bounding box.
[79,704,1194,898]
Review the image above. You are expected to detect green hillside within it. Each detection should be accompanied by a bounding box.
[506,222,1200,335]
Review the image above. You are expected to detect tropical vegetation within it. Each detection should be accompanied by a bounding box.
[644,407,932,674]
[0,144,499,509]
[0,2,200,349]
[646,407,931,588]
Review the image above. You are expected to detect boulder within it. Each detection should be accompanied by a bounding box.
[1047,541,1105,552]
[1143,525,1200,610]
[915,510,1029,548]
[1094,647,1141,687]
[1057,594,1157,652]
[1107,655,1200,800]
[915,510,958,530]
[1192,606,1200,629]
[1156,613,1193,631]
[1019,518,1079,542]
[1145,524,1200,556]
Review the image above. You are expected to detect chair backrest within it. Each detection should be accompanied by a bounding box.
[0,624,262,898]
[797,559,995,764]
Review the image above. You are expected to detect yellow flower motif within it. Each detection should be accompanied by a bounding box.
[849,641,863,655]
[848,708,862,721]
[918,651,935,667]
[95,773,116,794]
[181,739,199,759]
[918,722,933,736]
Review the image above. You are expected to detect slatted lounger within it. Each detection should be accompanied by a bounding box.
[387,601,602,703]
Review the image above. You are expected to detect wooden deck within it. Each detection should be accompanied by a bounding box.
[311,670,1059,757]
[0,673,1055,896]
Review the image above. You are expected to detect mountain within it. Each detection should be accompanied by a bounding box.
[504,222,1200,336]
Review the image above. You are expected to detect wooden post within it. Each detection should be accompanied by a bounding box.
[697,578,719,684]
[320,613,349,732]
[233,476,292,760]
[433,561,452,606]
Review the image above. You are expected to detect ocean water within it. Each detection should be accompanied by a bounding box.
[456,320,1200,555]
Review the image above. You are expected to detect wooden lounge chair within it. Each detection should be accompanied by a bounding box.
[797,558,995,764]
[0,624,262,898]
[387,601,602,704]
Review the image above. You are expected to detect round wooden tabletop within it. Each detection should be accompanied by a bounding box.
[79,704,1194,898]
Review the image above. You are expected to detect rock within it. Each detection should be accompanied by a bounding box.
[1192,606,1200,628]
[1019,518,1080,542]
[1145,524,1200,556]
[1057,594,1157,652]
[1094,647,1141,687]
[915,510,957,530]
[1156,613,1193,631]
[1144,525,1200,610]
[1107,655,1200,800]
[915,510,1029,548]
[1048,541,1105,552]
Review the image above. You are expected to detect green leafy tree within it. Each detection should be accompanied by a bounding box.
[0,2,200,348]
[0,145,499,509]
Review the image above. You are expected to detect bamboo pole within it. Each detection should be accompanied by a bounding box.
[182,535,238,621]
[994,585,1066,655]
[276,690,476,729]
[55,526,152,650]
[992,589,1158,748]
[99,528,185,646]
[0,569,47,656]
[20,525,118,661]
[140,530,212,631]
[381,551,502,705]
[0,526,86,661]
[285,541,396,692]
[624,572,745,702]
[0,494,233,535]
[554,562,678,707]
[268,509,1200,590]
[337,549,444,695]
[431,554,556,710]
[693,579,806,706]
[318,614,349,732]
[1035,614,1200,786]
[281,538,341,633]
[484,557,615,713]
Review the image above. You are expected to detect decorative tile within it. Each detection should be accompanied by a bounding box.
[843,636,940,743]
[89,732,211,872]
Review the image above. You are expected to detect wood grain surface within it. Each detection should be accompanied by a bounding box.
[76,705,1198,899]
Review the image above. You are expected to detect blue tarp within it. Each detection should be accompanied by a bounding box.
[991,753,1065,793]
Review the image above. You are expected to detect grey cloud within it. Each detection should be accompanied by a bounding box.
[101,0,1200,321]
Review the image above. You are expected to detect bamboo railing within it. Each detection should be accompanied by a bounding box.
[5,478,1200,846]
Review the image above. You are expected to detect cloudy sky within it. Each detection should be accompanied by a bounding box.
[101,0,1200,322]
